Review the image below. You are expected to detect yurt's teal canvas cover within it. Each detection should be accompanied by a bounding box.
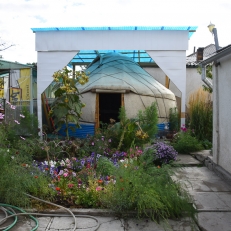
[77,52,177,126]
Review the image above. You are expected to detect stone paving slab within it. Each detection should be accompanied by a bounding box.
[0,214,200,231]
[174,154,201,166]
[190,192,231,210]
[177,179,212,192]
[190,150,211,163]
[173,167,221,181]
[197,212,231,231]
[125,217,199,231]
[202,179,231,192]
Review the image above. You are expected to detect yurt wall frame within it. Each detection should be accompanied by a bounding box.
[32,27,196,135]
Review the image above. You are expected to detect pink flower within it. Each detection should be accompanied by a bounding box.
[10,105,16,109]
[63,172,68,177]
[20,114,25,118]
[14,120,20,124]
[20,136,25,140]
[96,186,102,191]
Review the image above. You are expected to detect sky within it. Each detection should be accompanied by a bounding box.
[0,0,231,64]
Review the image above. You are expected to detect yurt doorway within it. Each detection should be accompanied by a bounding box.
[98,93,122,127]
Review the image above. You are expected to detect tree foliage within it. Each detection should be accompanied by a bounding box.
[49,67,89,139]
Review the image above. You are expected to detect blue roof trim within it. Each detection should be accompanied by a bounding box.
[31,26,197,39]
[31,26,197,32]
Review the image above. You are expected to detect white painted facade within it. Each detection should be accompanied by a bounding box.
[212,52,231,174]
[144,67,204,107]
[33,29,190,132]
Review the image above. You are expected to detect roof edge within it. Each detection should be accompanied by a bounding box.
[199,45,231,66]
[31,26,198,33]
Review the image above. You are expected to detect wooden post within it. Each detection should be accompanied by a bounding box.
[165,75,170,89]
[41,92,52,131]
[121,93,124,107]
[95,93,99,130]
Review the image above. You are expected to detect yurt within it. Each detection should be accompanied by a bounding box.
[76,52,177,129]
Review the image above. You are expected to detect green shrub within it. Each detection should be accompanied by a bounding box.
[14,106,39,138]
[172,127,204,154]
[0,149,52,207]
[98,160,196,221]
[169,107,180,132]
[108,103,158,151]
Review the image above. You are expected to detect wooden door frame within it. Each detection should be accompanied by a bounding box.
[95,93,124,130]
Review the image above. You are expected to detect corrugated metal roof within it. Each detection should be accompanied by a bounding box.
[186,44,219,67]
[71,50,154,65]
[31,26,197,38]
[0,60,32,70]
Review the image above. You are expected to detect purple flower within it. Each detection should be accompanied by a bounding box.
[80,160,85,166]
[154,142,178,164]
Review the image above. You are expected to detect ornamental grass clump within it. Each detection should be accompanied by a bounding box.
[188,88,213,142]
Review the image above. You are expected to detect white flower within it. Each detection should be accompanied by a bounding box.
[60,160,65,166]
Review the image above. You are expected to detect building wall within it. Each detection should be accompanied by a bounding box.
[213,53,231,173]
[144,66,204,106]
[186,68,205,105]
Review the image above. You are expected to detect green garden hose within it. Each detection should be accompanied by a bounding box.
[0,204,38,231]
[0,206,18,231]
[0,194,100,231]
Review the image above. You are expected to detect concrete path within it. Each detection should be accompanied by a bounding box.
[1,153,231,231]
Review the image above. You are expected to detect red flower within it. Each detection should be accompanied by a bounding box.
[45,167,49,171]
[34,176,38,178]
[98,179,103,184]
[68,183,74,188]
[56,187,61,191]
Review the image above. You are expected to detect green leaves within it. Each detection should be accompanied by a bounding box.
[50,67,89,139]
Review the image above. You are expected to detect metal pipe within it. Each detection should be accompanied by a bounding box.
[212,28,219,51]
[201,65,213,90]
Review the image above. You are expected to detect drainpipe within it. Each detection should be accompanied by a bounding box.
[215,65,220,165]
[200,64,213,90]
